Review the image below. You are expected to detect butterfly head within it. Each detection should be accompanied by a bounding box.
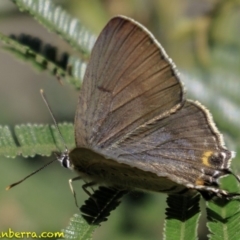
[55,150,73,170]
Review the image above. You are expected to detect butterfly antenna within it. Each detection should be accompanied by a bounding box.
[6,90,67,191]
[6,158,56,190]
[40,89,68,152]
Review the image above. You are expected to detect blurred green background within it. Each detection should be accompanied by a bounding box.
[0,0,240,239]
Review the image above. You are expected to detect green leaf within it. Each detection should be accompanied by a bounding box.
[0,126,19,158]
[80,187,128,225]
[12,0,96,59]
[61,213,97,240]
[62,187,128,239]
[0,32,86,89]
[0,123,75,158]
[207,175,240,240]
[163,193,201,240]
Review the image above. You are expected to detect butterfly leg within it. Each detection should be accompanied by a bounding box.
[82,181,100,208]
[82,181,97,197]
[69,176,82,208]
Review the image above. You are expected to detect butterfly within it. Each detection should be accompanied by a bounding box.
[8,15,239,201]
[56,15,240,200]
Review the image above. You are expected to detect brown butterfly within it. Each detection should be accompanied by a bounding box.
[7,16,240,201]
[56,15,239,200]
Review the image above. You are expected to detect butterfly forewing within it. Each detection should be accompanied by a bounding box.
[75,16,184,148]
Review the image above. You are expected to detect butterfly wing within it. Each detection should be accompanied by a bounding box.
[106,100,232,191]
[72,15,235,196]
[75,16,184,148]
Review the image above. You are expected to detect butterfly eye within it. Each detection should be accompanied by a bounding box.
[58,153,70,169]
[61,157,68,168]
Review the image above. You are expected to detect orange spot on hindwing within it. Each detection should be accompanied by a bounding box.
[202,151,213,166]
[195,178,204,186]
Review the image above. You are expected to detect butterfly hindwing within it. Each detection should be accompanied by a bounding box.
[105,100,232,190]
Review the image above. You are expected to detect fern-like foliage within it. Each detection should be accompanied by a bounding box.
[62,187,128,239]
[163,193,201,240]
[207,175,240,240]
[0,123,74,158]
[0,32,86,88]
[12,0,96,58]
[80,187,128,225]
[10,33,69,70]
[61,213,97,240]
